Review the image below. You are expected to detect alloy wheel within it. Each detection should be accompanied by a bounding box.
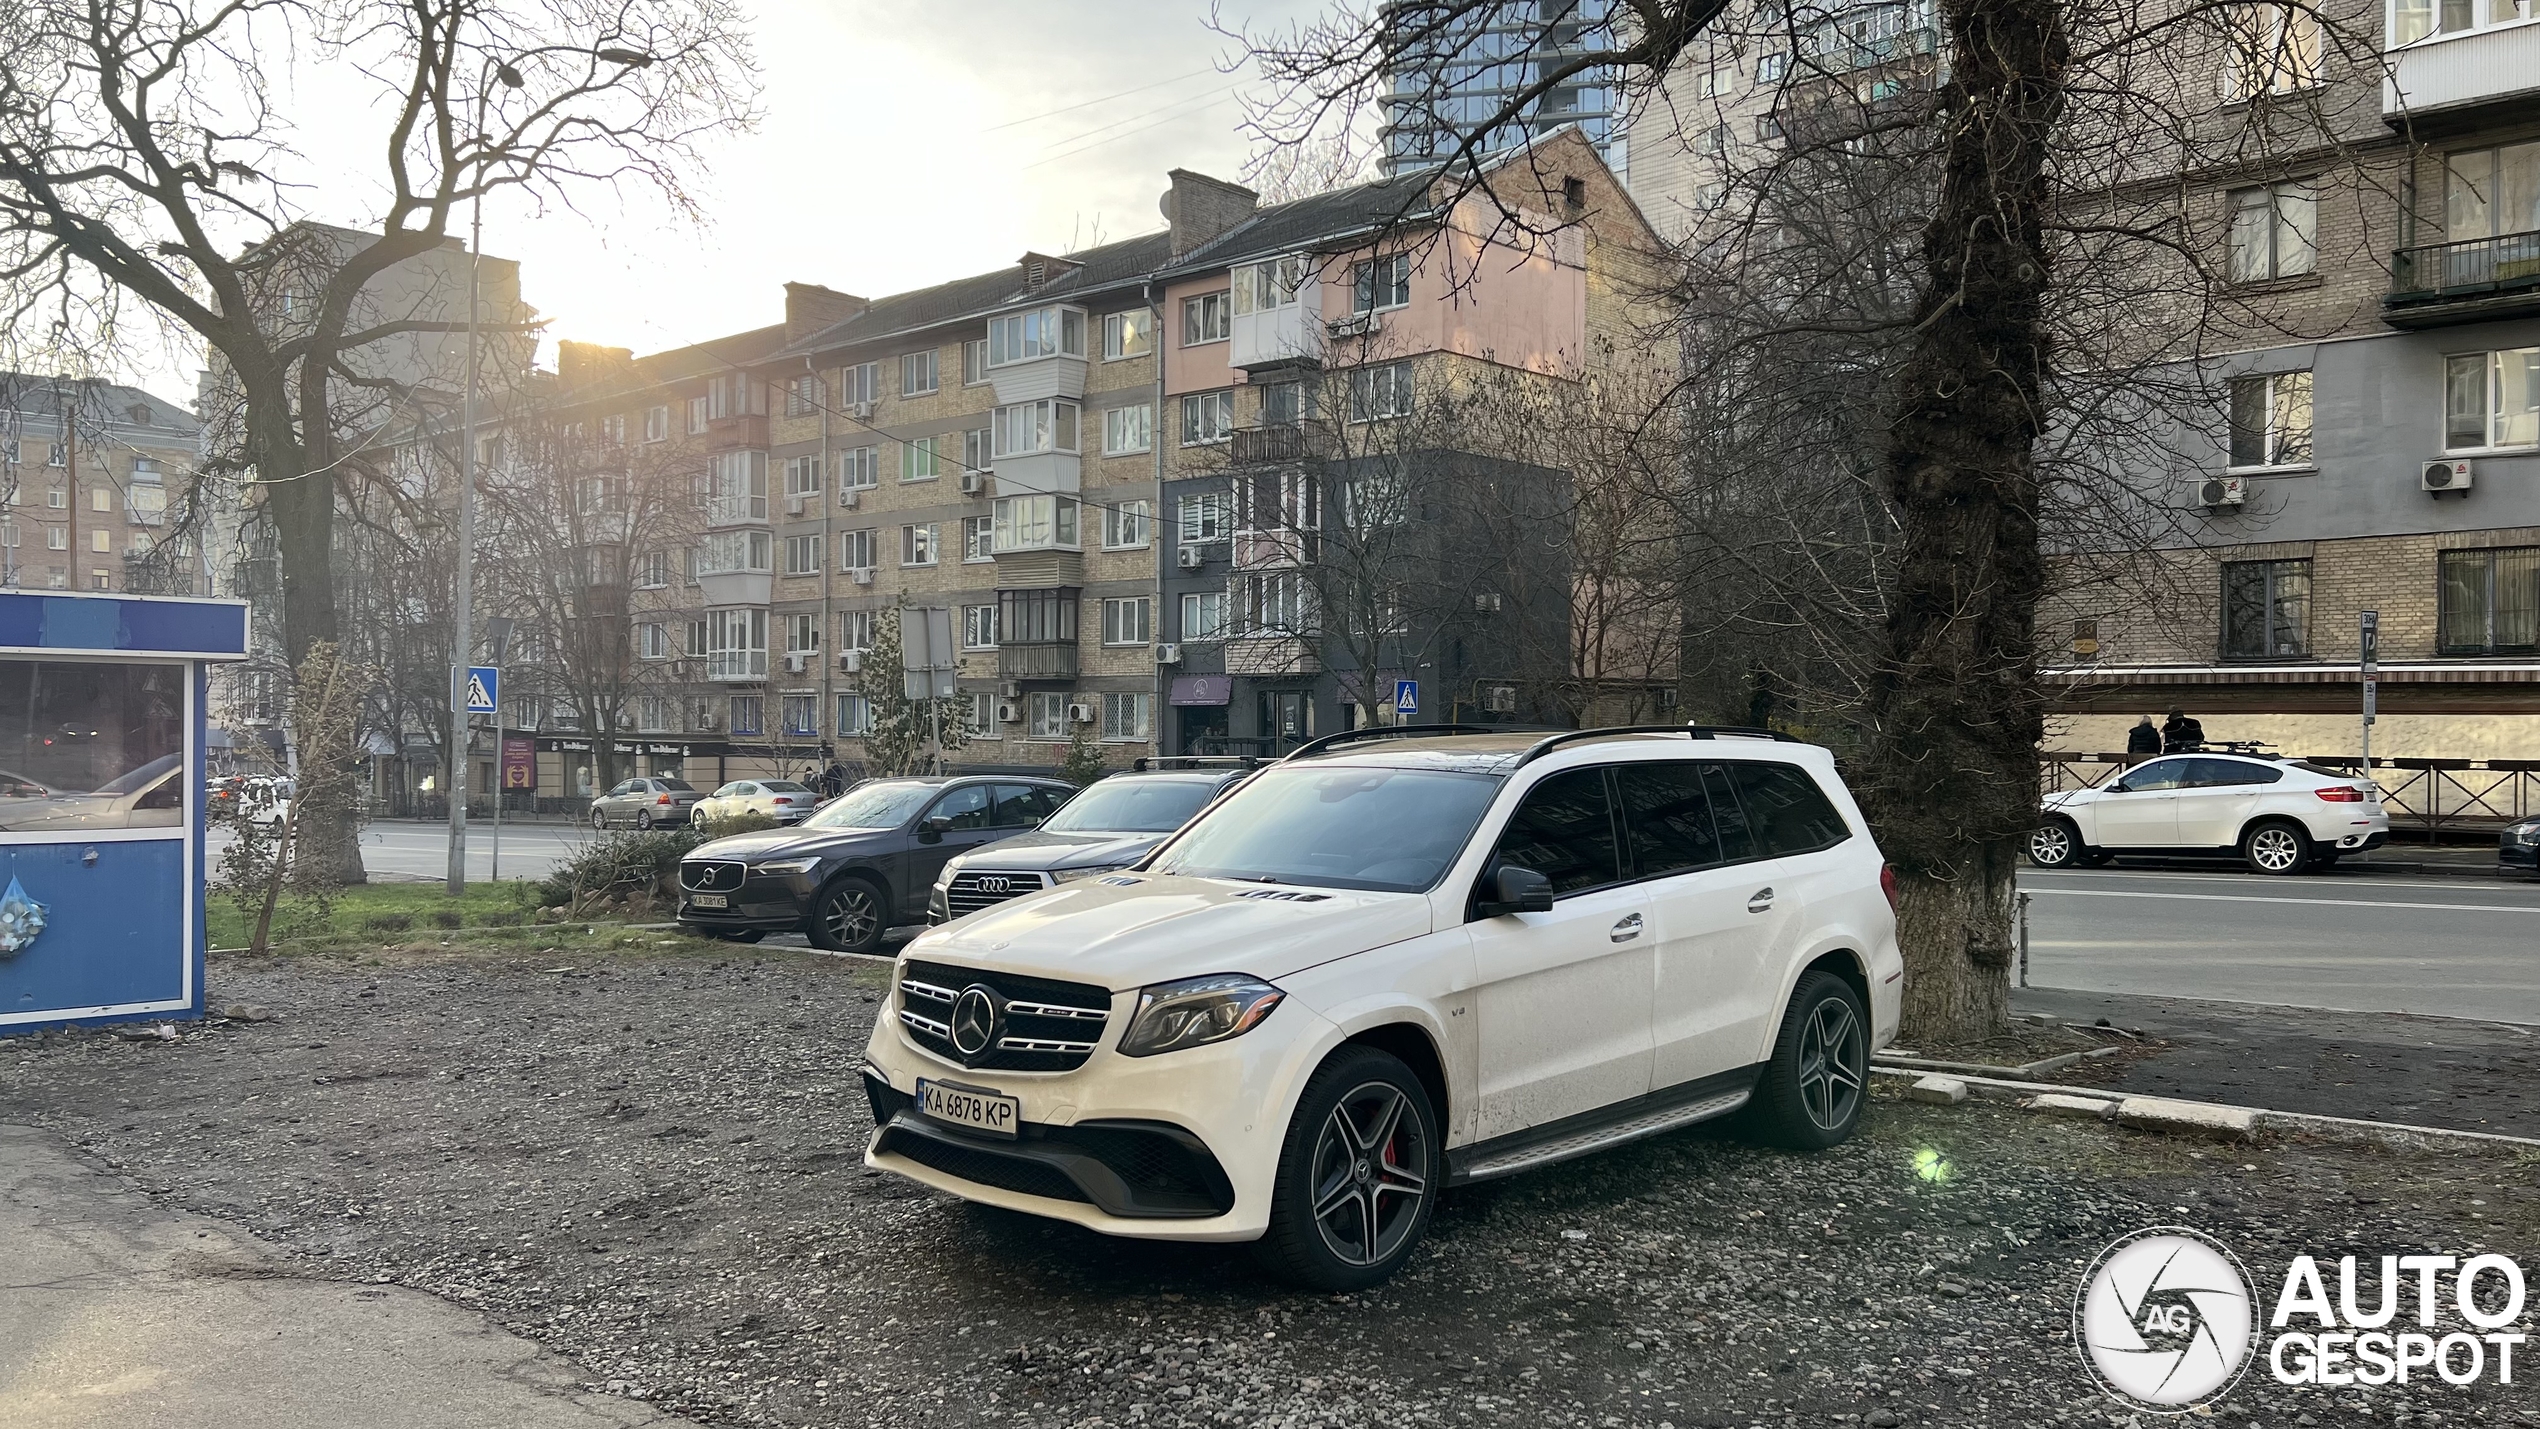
[2248,825,2304,873]
[819,883,879,950]
[1796,996,1865,1131]
[590,807,607,830]
[1307,1080,1430,1268]
[635,810,653,831]
[2029,823,2072,865]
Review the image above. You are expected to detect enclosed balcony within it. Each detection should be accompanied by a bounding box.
[1229,256,1326,372]
[704,450,770,528]
[2382,10,2540,128]
[985,305,1089,405]
[2388,230,2540,326]
[695,529,772,607]
[995,587,1079,683]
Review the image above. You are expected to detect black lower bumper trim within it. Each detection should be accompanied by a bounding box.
[864,1074,1231,1219]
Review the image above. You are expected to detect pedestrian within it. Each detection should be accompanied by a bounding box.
[823,761,848,799]
[2160,707,2205,754]
[2126,715,2161,757]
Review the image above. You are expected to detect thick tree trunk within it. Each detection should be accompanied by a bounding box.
[1856,0,2067,1044]
[252,402,368,886]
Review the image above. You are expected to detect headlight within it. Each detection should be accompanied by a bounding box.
[1050,864,1128,884]
[750,857,820,875]
[1117,974,1285,1057]
[2517,824,2540,846]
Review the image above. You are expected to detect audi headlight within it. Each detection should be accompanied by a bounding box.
[1118,974,1285,1057]
[750,856,820,875]
[1050,863,1128,884]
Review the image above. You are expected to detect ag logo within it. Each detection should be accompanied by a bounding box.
[2075,1227,2257,1412]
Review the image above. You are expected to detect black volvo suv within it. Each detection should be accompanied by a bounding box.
[677,775,1074,954]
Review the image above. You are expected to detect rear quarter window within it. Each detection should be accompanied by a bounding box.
[1730,762,1852,856]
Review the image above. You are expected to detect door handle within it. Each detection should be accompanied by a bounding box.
[1609,912,1643,943]
[1747,887,1775,913]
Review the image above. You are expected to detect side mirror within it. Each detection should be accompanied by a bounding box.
[917,815,950,844]
[1476,864,1556,918]
[2104,780,2130,794]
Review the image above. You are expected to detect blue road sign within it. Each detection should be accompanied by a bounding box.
[465,665,500,714]
[1394,679,1419,716]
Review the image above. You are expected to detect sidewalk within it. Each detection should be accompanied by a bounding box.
[2009,987,2540,1138]
[0,1125,696,1429]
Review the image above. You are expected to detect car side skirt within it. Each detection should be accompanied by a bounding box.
[1444,1064,1762,1187]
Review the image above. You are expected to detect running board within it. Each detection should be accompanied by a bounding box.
[1449,1088,1752,1185]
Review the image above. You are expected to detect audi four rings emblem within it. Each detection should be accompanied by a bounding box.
[950,985,1003,1057]
[974,876,1013,894]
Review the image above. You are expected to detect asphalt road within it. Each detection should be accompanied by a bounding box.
[207,820,594,884]
[2019,862,2540,1025]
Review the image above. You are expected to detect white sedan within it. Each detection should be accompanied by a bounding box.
[2029,751,2390,874]
[689,779,819,828]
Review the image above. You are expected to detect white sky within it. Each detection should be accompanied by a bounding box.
[123,0,1330,399]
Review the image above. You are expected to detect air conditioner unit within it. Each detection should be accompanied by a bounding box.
[840,649,864,672]
[1000,681,1021,699]
[961,471,984,495]
[2198,475,2246,508]
[1068,701,1097,724]
[851,566,875,585]
[1154,643,1181,665]
[696,712,720,731]
[1176,545,1206,570]
[851,400,875,420]
[1326,312,1377,338]
[670,659,692,678]
[840,488,860,509]
[785,495,807,516]
[2423,459,2473,496]
[784,651,808,674]
[1474,591,1504,613]
[996,700,1021,724]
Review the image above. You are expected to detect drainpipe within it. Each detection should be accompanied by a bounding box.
[1147,280,1170,756]
[811,355,833,779]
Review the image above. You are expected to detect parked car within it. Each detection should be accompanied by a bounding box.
[0,752,186,831]
[676,774,1076,952]
[928,758,1259,924]
[590,776,703,830]
[689,778,819,828]
[2028,751,2389,875]
[2502,815,2540,877]
[859,724,1901,1289]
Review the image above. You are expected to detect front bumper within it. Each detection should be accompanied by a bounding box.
[676,867,819,931]
[2502,831,2540,871]
[863,1078,1234,1218]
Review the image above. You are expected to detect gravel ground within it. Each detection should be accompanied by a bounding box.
[3,945,2536,1429]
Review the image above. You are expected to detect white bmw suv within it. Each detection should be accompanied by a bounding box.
[2028,750,2389,875]
[860,725,1903,1288]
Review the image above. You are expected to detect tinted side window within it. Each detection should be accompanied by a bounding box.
[1491,768,1622,896]
[1615,762,1722,878]
[2186,758,2282,788]
[930,784,992,830]
[991,783,1064,827]
[1731,762,1852,855]
[2123,760,2191,791]
[1703,764,1759,862]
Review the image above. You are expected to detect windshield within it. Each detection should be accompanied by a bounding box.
[763,780,812,793]
[657,778,696,791]
[803,780,935,830]
[1043,778,1222,834]
[1149,766,1502,893]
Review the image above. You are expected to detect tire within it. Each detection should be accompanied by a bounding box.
[712,929,764,944]
[691,806,709,830]
[634,810,654,831]
[2026,817,2083,868]
[1250,1046,1440,1291]
[807,875,888,955]
[590,806,609,831]
[1746,969,1870,1151]
[2077,848,2115,868]
[2240,819,2313,876]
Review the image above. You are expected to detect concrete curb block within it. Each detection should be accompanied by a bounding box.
[1875,1046,2121,1079]
[1869,1066,2540,1153]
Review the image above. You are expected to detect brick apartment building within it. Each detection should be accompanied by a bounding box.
[0,374,201,596]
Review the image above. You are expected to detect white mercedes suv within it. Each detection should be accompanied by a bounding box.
[860,725,1903,1288]
[2028,750,2390,875]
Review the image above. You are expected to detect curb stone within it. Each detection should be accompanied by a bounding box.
[2024,1092,2119,1121]
[1906,1075,1969,1105]
[2115,1095,2259,1141]
[1873,1066,2540,1152]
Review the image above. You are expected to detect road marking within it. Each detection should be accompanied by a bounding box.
[2028,888,2540,915]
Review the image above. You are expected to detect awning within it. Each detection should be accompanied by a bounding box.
[1169,674,1232,706]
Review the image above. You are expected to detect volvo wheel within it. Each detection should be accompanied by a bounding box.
[1747,969,1869,1150]
[2240,819,2312,876]
[807,876,885,955]
[1253,1046,1438,1290]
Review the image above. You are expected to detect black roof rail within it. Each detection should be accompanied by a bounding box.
[1686,725,1801,743]
[1513,725,1712,768]
[1279,723,1511,762]
[1131,755,1269,772]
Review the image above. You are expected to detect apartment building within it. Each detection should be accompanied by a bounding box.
[0,374,201,595]
[1379,0,1628,178]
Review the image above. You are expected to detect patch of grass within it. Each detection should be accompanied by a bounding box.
[209,880,540,950]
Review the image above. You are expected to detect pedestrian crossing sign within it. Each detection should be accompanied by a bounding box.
[465,665,499,714]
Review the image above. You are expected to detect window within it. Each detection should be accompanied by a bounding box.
[695,529,772,576]
[1103,692,1152,742]
[2392,0,2529,45]
[1181,589,1229,641]
[643,405,669,442]
[638,622,671,659]
[2445,349,2540,449]
[636,550,671,588]
[963,603,999,649]
[963,425,992,474]
[998,588,1078,645]
[1028,691,1071,740]
[840,362,880,408]
[601,413,627,446]
[1701,122,1730,155]
[1231,256,1308,315]
[708,608,768,681]
[687,396,710,434]
[685,696,714,731]
[1756,114,1784,142]
[45,488,63,508]
[1341,471,1408,528]
[783,533,822,575]
[840,445,879,492]
[685,619,708,658]
[46,527,66,551]
[2220,558,2311,658]
[2226,4,2323,98]
[1178,491,1230,543]
[967,691,999,738]
[1492,767,1621,895]
[963,514,995,562]
[90,487,111,513]
[1180,391,1233,445]
[1103,309,1154,360]
[1731,762,1852,855]
[1181,292,1231,345]
[1102,596,1152,645]
[1348,363,1415,421]
[900,522,938,566]
[1756,50,1791,82]
[574,475,627,516]
[1102,499,1151,549]
[1103,403,1154,455]
[728,695,764,737]
[901,435,941,481]
[992,493,1081,551]
[784,374,818,417]
[2445,142,2540,245]
[963,338,989,385]
[1615,763,1726,876]
[1236,570,1313,635]
[837,526,880,573]
[638,696,673,733]
[988,307,1086,366]
[782,694,819,737]
[992,399,1079,457]
[2226,182,2317,282]
[89,528,110,553]
[841,609,876,650]
[837,693,872,736]
[2228,371,2314,467]
[901,349,939,397]
[1260,382,1305,428]
[1353,254,1412,313]
[783,454,823,499]
[706,449,768,524]
[2439,547,2539,654]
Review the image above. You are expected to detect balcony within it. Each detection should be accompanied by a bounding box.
[701,413,768,451]
[998,642,1079,682]
[2383,20,2540,128]
[1229,424,1336,467]
[706,649,768,682]
[1224,637,1319,677]
[2387,230,2540,327]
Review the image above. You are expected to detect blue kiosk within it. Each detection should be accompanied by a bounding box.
[0,591,250,1034]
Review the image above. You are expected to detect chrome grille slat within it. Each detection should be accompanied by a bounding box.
[679,859,746,893]
[945,870,1049,918]
[1002,999,1105,1020]
[900,979,957,1004]
[997,1035,1097,1053]
[899,1009,950,1037]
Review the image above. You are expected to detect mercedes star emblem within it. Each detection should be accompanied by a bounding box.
[950,985,1003,1059]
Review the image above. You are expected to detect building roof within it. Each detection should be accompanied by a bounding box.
[772,229,1180,363]
[1164,168,1444,276]
[0,372,199,439]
